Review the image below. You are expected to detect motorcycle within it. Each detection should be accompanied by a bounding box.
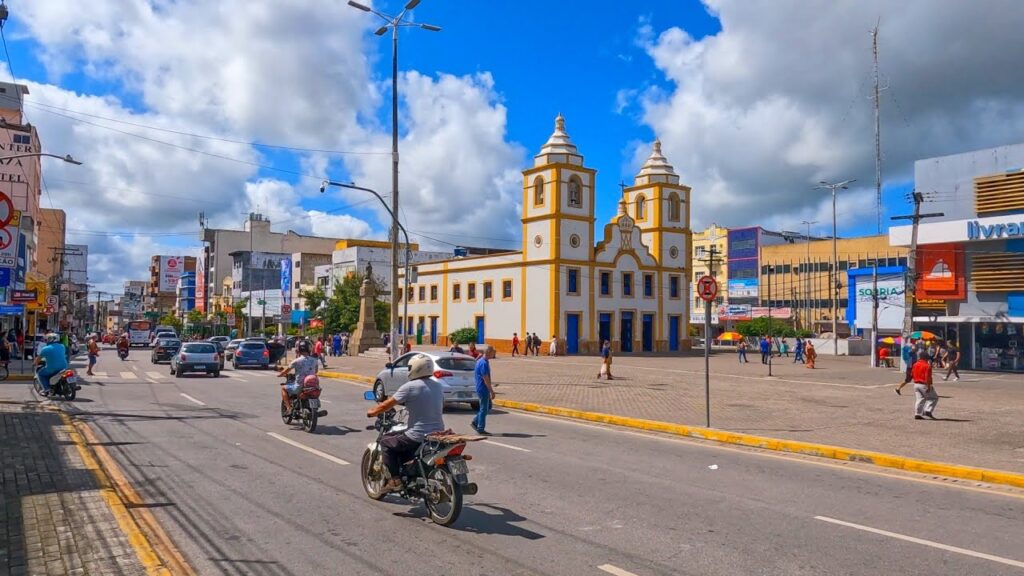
[360,390,481,527]
[279,375,327,433]
[117,347,129,361]
[35,364,81,401]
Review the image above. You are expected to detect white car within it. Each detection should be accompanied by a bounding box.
[373,352,480,410]
[150,330,177,347]
[170,342,222,377]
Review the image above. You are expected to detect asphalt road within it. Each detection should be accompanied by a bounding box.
[38,350,1024,576]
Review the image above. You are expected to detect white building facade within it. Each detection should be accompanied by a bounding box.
[399,115,692,354]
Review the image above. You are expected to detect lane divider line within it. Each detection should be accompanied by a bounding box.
[146,372,164,379]
[814,515,1024,569]
[492,398,1024,490]
[56,408,194,575]
[266,432,350,465]
[483,440,531,452]
[598,564,641,576]
[120,371,136,379]
[179,393,206,406]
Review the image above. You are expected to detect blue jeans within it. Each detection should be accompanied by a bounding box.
[472,392,492,431]
[738,350,747,363]
[36,367,61,392]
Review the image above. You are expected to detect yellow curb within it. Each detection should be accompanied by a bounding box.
[56,408,195,576]
[493,399,1024,490]
[319,370,374,386]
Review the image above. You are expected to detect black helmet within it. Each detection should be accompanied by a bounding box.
[296,340,311,354]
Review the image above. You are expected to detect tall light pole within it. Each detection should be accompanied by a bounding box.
[0,152,82,165]
[814,179,855,355]
[800,220,817,332]
[348,0,440,359]
[321,180,413,350]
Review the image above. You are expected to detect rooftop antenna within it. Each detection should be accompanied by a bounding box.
[870,19,887,234]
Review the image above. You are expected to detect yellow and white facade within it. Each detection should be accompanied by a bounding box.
[400,115,692,354]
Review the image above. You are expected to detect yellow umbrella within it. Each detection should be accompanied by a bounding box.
[717,332,744,341]
[878,336,899,345]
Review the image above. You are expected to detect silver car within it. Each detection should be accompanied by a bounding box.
[170,342,222,377]
[373,352,480,409]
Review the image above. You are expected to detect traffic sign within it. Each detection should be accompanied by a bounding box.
[44,304,55,314]
[226,313,236,325]
[0,192,13,228]
[281,303,291,314]
[697,275,718,302]
[46,295,58,306]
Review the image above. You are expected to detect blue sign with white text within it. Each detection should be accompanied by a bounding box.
[0,268,10,288]
[0,304,25,315]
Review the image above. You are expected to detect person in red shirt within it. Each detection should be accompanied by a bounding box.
[877,346,890,367]
[911,351,938,420]
[511,333,520,357]
[314,338,327,369]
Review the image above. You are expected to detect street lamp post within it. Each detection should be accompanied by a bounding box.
[800,220,817,332]
[347,0,440,360]
[321,180,413,352]
[0,152,82,165]
[814,179,855,355]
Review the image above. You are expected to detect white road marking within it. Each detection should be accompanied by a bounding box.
[92,372,107,377]
[146,372,165,379]
[179,393,206,406]
[266,432,350,465]
[322,399,333,404]
[598,564,640,576]
[119,371,135,379]
[814,516,1024,569]
[483,439,531,452]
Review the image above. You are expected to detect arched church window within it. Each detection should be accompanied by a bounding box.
[668,192,681,222]
[635,195,646,220]
[534,177,544,205]
[568,176,583,208]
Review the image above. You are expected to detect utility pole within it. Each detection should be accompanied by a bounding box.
[800,220,817,332]
[870,263,879,367]
[767,261,774,377]
[815,180,855,355]
[698,244,723,428]
[892,191,944,368]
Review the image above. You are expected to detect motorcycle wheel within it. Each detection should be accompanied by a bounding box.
[302,403,317,433]
[373,380,386,401]
[360,448,387,501]
[424,467,462,527]
[280,400,292,425]
[62,383,76,401]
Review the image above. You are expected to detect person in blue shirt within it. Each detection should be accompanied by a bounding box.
[793,337,805,363]
[34,333,69,396]
[759,337,771,365]
[470,347,496,435]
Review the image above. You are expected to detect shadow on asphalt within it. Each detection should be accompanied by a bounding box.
[449,503,546,539]
[315,425,362,436]
[489,432,547,439]
[75,409,247,423]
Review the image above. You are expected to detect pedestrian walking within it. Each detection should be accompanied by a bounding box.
[471,347,496,435]
[737,340,749,363]
[780,338,790,357]
[912,350,939,419]
[86,335,100,376]
[896,338,914,395]
[332,333,342,357]
[523,331,533,356]
[804,340,817,369]
[597,340,614,379]
[511,332,520,357]
[548,334,558,356]
[943,340,961,382]
[314,338,328,368]
[532,333,540,356]
[759,337,770,364]
[793,337,804,363]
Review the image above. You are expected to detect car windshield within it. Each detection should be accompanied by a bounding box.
[182,343,216,354]
[436,357,477,372]
[240,343,265,350]
[159,339,181,347]
[228,340,244,346]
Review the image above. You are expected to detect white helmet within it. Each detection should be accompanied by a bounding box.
[45,333,60,343]
[407,354,434,381]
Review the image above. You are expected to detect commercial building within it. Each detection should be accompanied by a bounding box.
[0,81,42,281]
[399,116,692,354]
[122,280,146,321]
[759,235,908,334]
[890,143,1024,372]
[199,213,342,312]
[320,239,452,295]
[176,272,196,317]
[147,255,196,314]
[690,224,728,333]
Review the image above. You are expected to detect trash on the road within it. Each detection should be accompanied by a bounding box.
[708,464,719,470]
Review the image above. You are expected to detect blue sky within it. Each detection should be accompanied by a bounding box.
[7,0,1024,292]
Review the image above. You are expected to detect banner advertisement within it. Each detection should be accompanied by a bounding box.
[750,307,792,319]
[25,281,47,310]
[123,283,144,314]
[717,304,752,320]
[689,312,720,325]
[159,255,185,292]
[280,258,292,306]
[854,276,906,331]
[195,255,206,313]
[727,278,758,298]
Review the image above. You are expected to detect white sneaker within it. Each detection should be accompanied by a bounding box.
[954,377,960,381]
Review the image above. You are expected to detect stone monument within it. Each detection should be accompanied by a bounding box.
[349,262,385,354]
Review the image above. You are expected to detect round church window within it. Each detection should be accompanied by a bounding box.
[569,234,581,248]
[534,235,543,248]
[669,246,679,259]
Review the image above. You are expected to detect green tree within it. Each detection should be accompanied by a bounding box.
[736,317,796,338]
[299,286,327,316]
[449,327,477,344]
[319,273,389,333]
[186,309,205,324]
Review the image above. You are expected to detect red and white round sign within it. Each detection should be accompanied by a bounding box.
[697,275,718,302]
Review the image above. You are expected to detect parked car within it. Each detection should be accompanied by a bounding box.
[150,330,177,346]
[208,335,230,344]
[372,352,480,410]
[224,339,245,360]
[233,341,270,369]
[151,338,182,363]
[170,342,221,377]
[285,336,298,349]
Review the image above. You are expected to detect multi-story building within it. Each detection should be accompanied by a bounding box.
[690,224,728,332]
[399,115,692,354]
[176,272,196,318]
[0,81,42,282]
[199,213,342,312]
[759,235,908,334]
[890,143,1024,372]
[147,255,196,314]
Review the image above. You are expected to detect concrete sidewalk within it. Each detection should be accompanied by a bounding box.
[322,350,1024,475]
[1,384,146,575]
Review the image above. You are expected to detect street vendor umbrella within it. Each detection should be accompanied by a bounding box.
[910,330,938,340]
[717,332,744,341]
[878,336,900,345]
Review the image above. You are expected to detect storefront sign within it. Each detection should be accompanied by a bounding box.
[892,214,1024,245]
[10,288,36,303]
[751,307,792,319]
[717,304,752,320]
[917,244,965,300]
[690,312,719,325]
[853,277,906,331]
[966,219,1024,240]
[727,278,758,298]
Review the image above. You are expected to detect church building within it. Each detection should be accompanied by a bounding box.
[399,115,692,354]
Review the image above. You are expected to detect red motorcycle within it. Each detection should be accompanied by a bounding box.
[280,375,327,433]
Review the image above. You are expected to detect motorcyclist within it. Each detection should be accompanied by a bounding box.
[34,333,68,397]
[277,340,318,413]
[117,334,130,356]
[367,354,446,493]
